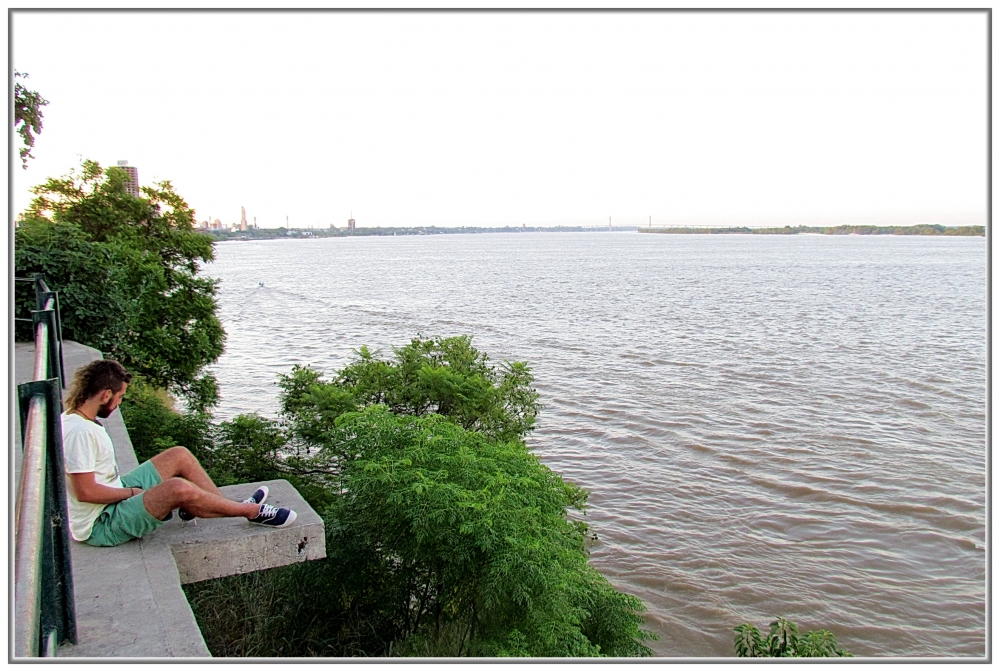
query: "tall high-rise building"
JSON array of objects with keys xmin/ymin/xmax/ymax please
[
  {"xmin": 348, "ymin": 211, "xmax": 356, "ymax": 232},
  {"xmin": 240, "ymin": 206, "xmax": 248, "ymax": 232},
  {"xmin": 117, "ymin": 160, "xmax": 140, "ymax": 197}
]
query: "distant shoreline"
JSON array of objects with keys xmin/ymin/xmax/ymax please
[
  {"xmin": 206, "ymin": 223, "xmax": 985, "ymax": 241},
  {"xmin": 205, "ymin": 225, "xmax": 638, "ymax": 241},
  {"xmin": 638, "ymin": 224, "xmax": 984, "ymax": 236}
]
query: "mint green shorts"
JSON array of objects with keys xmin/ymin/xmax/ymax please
[{"xmin": 85, "ymin": 460, "xmax": 165, "ymax": 547}]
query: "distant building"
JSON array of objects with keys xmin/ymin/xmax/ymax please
[
  {"xmin": 348, "ymin": 217, "xmax": 356, "ymax": 232},
  {"xmin": 117, "ymin": 160, "xmax": 140, "ymax": 197},
  {"xmin": 240, "ymin": 206, "xmax": 248, "ymax": 232}
]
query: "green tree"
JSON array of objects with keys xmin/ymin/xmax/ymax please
[
  {"xmin": 14, "ymin": 71, "xmax": 48, "ymax": 168},
  {"xmin": 323, "ymin": 407, "xmax": 654, "ymax": 656},
  {"xmin": 180, "ymin": 337, "xmax": 654, "ymax": 657},
  {"xmin": 15, "ymin": 160, "xmax": 225, "ymax": 410}
]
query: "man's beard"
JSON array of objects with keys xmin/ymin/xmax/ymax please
[{"xmin": 96, "ymin": 403, "xmax": 114, "ymax": 419}]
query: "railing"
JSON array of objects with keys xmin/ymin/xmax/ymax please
[{"xmin": 14, "ymin": 274, "xmax": 76, "ymax": 657}]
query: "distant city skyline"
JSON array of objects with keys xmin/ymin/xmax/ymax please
[{"xmin": 12, "ymin": 11, "xmax": 988, "ymax": 230}]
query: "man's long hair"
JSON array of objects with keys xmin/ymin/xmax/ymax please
[{"xmin": 65, "ymin": 360, "xmax": 132, "ymax": 411}]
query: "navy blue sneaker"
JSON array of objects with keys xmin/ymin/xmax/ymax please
[
  {"xmin": 249, "ymin": 504, "xmax": 297, "ymax": 528},
  {"xmin": 242, "ymin": 485, "xmax": 269, "ymax": 506}
]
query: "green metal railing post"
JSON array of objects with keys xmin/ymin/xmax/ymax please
[
  {"xmin": 15, "ymin": 278, "xmax": 77, "ymax": 656},
  {"xmin": 32, "ymin": 304, "xmax": 65, "ymax": 389},
  {"xmin": 50, "ymin": 291, "xmax": 66, "ymax": 389},
  {"xmin": 17, "ymin": 380, "xmax": 77, "ymax": 653},
  {"xmin": 33, "ymin": 272, "xmax": 46, "ymax": 311},
  {"xmin": 15, "ymin": 391, "xmax": 47, "ymax": 657}
]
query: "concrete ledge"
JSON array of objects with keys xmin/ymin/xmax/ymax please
[
  {"xmin": 55, "ymin": 538, "xmax": 210, "ymax": 657},
  {"xmin": 154, "ymin": 479, "xmax": 326, "ymax": 584}
]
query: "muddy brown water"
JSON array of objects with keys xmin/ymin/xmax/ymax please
[{"xmin": 203, "ymin": 232, "xmax": 985, "ymax": 657}]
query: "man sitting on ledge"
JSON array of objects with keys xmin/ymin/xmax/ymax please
[{"xmin": 61, "ymin": 359, "xmax": 297, "ymax": 547}]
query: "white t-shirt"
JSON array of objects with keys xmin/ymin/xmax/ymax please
[{"xmin": 62, "ymin": 411, "xmax": 122, "ymax": 541}]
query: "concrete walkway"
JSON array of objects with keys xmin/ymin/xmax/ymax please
[{"xmin": 14, "ymin": 341, "xmax": 325, "ymax": 658}]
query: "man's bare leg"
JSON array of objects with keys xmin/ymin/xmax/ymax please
[
  {"xmin": 142, "ymin": 477, "xmax": 259, "ymax": 521},
  {"xmin": 150, "ymin": 446, "xmax": 222, "ymax": 496}
]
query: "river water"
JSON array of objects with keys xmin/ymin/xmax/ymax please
[{"xmin": 203, "ymin": 232, "xmax": 985, "ymax": 657}]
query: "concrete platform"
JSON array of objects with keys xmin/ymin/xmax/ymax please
[
  {"xmin": 156, "ymin": 478, "xmax": 326, "ymax": 584},
  {"xmin": 14, "ymin": 341, "xmax": 326, "ymax": 657}
]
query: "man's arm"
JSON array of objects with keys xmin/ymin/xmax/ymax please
[{"xmin": 68, "ymin": 472, "xmax": 141, "ymax": 505}]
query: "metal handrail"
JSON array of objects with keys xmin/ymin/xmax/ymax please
[
  {"xmin": 14, "ymin": 275, "xmax": 76, "ymax": 657},
  {"xmin": 15, "ymin": 310, "xmax": 51, "ymax": 656}
]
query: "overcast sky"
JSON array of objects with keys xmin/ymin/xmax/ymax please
[{"xmin": 11, "ymin": 10, "xmax": 988, "ymax": 229}]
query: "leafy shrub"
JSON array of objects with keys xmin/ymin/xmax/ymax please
[
  {"xmin": 209, "ymin": 414, "xmax": 335, "ymax": 511},
  {"xmin": 118, "ymin": 378, "xmax": 212, "ymax": 464},
  {"xmin": 180, "ymin": 337, "xmax": 655, "ymax": 657},
  {"xmin": 734, "ymin": 617, "xmax": 852, "ymax": 657},
  {"xmin": 279, "ymin": 335, "xmax": 540, "ymax": 446},
  {"xmin": 321, "ymin": 407, "xmax": 655, "ymax": 656}
]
